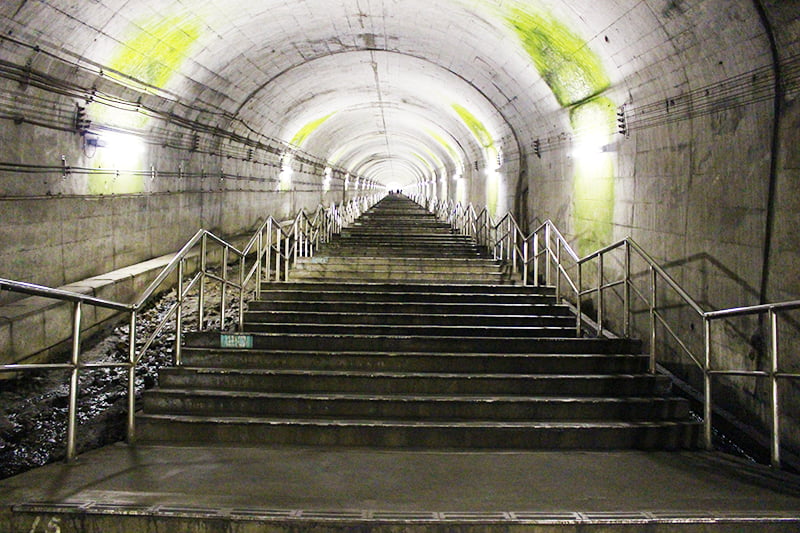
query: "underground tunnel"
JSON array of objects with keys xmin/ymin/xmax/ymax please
[{"xmin": 1, "ymin": 0, "xmax": 800, "ymax": 530}]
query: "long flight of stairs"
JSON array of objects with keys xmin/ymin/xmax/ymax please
[{"xmin": 136, "ymin": 194, "xmax": 700, "ymax": 450}]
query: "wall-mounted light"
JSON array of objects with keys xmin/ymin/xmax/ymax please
[
  {"xmin": 278, "ymin": 152, "xmax": 293, "ymax": 191},
  {"xmin": 323, "ymin": 166, "xmax": 332, "ymax": 193},
  {"xmin": 99, "ymin": 131, "xmax": 145, "ymax": 170}
]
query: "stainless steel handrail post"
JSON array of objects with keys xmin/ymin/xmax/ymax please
[
  {"xmin": 175, "ymin": 258, "xmax": 184, "ymax": 366},
  {"xmin": 649, "ymin": 266, "xmax": 657, "ymax": 374},
  {"xmin": 198, "ymin": 233, "xmax": 207, "ymax": 331},
  {"xmin": 255, "ymin": 231, "xmax": 263, "ymax": 299},
  {"xmin": 266, "ymin": 219, "xmax": 273, "ymax": 283},
  {"xmin": 127, "ymin": 310, "xmax": 137, "ymax": 444},
  {"xmin": 238, "ymin": 254, "xmax": 245, "ymax": 332},
  {"xmin": 545, "ymin": 224, "xmax": 552, "ymax": 286},
  {"xmin": 624, "ymin": 241, "xmax": 631, "ymax": 337},
  {"xmin": 533, "ymin": 233, "xmax": 539, "ymax": 286},
  {"xmin": 66, "ymin": 300, "xmax": 81, "ymax": 462},
  {"xmin": 293, "ymin": 218, "xmax": 299, "ymax": 265},
  {"xmin": 576, "ymin": 262, "xmax": 583, "ymax": 336},
  {"xmin": 284, "ymin": 230, "xmax": 290, "ymax": 281},
  {"xmin": 220, "ymin": 247, "xmax": 228, "ymax": 330},
  {"xmin": 769, "ymin": 308, "xmax": 781, "ymax": 467},
  {"xmin": 506, "ymin": 219, "xmax": 511, "ymax": 263},
  {"xmin": 597, "ymin": 253, "xmax": 604, "ymax": 337},
  {"xmin": 555, "ymin": 239, "xmax": 562, "ymax": 298},
  {"xmin": 522, "ymin": 240, "xmax": 529, "ymax": 285},
  {"xmin": 276, "ymin": 230, "xmax": 283, "ymax": 282},
  {"xmin": 703, "ymin": 316, "xmax": 713, "ymax": 450}
]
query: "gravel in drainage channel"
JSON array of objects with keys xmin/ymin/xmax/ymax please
[{"xmin": 0, "ymin": 275, "xmax": 253, "ymax": 480}]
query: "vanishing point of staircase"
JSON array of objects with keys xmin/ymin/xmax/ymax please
[{"xmin": 137, "ymin": 194, "xmax": 700, "ymax": 449}]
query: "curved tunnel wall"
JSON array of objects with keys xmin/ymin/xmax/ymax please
[{"xmin": 0, "ymin": 0, "xmax": 799, "ymax": 455}]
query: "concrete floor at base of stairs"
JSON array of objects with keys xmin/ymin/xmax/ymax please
[{"xmin": 2, "ymin": 444, "xmax": 800, "ymax": 523}]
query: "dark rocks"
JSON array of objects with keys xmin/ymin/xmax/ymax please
[{"xmin": 0, "ymin": 270, "xmax": 252, "ymax": 480}]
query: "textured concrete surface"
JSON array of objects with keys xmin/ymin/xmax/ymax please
[
  {"xmin": 0, "ymin": 444, "xmax": 798, "ymax": 511},
  {"xmin": 1, "ymin": 444, "xmax": 800, "ymax": 529}
]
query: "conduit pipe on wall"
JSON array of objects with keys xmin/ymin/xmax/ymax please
[{"xmin": 753, "ymin": 0, "xmax": 782, "ymax": 307}]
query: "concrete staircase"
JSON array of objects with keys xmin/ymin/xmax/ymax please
[
  {"xmin": 136, "ymin": 194, "xmax": 700, "ymax": 450},
  {"xmin": 290, "ymin": 194, "xmax": 510, "ymax": 283}
]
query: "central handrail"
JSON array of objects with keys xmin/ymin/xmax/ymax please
[
  {"xmin": 414, "ymin": 193, "xmax": 800, "ymax": 469},
  {"xmin": 0, "ymin": 192, "xmax": 381, "ymax": 461}
]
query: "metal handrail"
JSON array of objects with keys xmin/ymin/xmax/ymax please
[
  {"xmin": 0, "ymin": 192, "xmax": 381, "ymax": 461},
  {"xmin": 416, "ymin": 194, "xmax": 800, "ymax": 469}
]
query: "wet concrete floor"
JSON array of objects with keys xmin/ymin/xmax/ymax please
[{"xmin": 2, "ymin": 443, "xmax": 800, "ymax": 521}]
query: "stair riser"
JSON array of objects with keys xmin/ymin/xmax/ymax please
[
  {"xmin": 248, "ymin": 303, "xmax": 568, "ymax": 315},
  {"xmin": 242, "ymin": 324, "xmax": 577, "ymax": 338},
  {"xmin": 289, "ymin": 273, "xmax": 507, "ymax": 282},
  {"xmin": 331, "ymin": 237, "xmax": 478, "ymax": 243},
  {"xmin": 331, "ymin": 241, "xmax": 479, "ymax": 248},
  {"xmin": 158, "ymin": 371, "xmax": 672, "ymax": 396},
  {"xmin": 324, "ymin": 251, "xmax": 485, "ymax": 257},
  {"xmin": 136, "ymin": 418, "xmax": 699, "ymax": 450},
  {"xmin": 254, "ymin": 292, "xmax": 556, "ymax": 304},
  {"xmin": 259, "ymin": 283, "xmax": 556, "ymax": 295},
  {"xmin": 289, "ymin": 277, "xmax": 515, "ymax": 285},
  {"xmin": 184, "ymin": 334, "xmax": 644, "ymax": 354},
  {"xmin": 185, "ymin": 332, "xmax": 639, "ymax": 353},
  {"xmin": 242, "ymin": 313, "xmax": 575, "ymax": 327},
  {"xmin": 179, "ymin": 350, "xmax": 651, "ymax": 374},
  {"xmin": 144, "ymin": 394, "xmax": 691, "ymax": 421},
  {"xmin": 292, "ymin": 264, "xmax": 503, "ymax": 274}
]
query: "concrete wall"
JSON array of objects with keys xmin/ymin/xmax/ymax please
[
  {"xmin": 519, "ymin": 1, "xmax": 800, "ymax": 455},
  {"xmin": 0, "ymin": 89, "xmax": 357, "ymax": 307}
]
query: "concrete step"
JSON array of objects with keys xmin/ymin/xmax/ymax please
[
  {"xmin": 258, "ymin": 281, "xmax": 556, "ymax": 295},
  {"xmin": 242, "ymin": 323, "xmax": 578, "ymax": 338},
  {"xmin": 184, "ymin": 332, "xmax": 639, "ymax": 353},
  {"xmin": 242, "ymin": 311, "xmax": 575, "ymax": 327},
  {"xmin": 320, "ymin": 251, "xmax": 487, "ymax": 257},
  {"xmin": 254, "ymin": 289, "xmax": 556, "ymax": 304},
  {"xmin": 136, "ymin": 414, "xmax": 700, "ymax": 450},
  {"xmin": 292, "ymin": 261, "xmax": 503, "ymax": 274},
  {"xmin": 332, "ymin": 237, "xmax": 477, "ymax": 244},
  {"xmin": 296, "ymin": 257, "xmax": 501, "ymax": 266},
  {"xmin": 286, "ymin": 275, "xmax": 517, "ymax": 285},
  {"xmin": 288, "ymin": 270, "xmax": 507, "ymax": 281},
  {"xmin": 249, "ymin": 301, "xmax": 568, "ymax": 315},
  {"xmin": 156, "ymin": 368, "xmax": 671, "ymax": 396},
  {"xmin": 178, "ymin": 349, "xmax": 651, "ymax": 373},
  {"xmin": 143, "ymin": 390, "xmax": 691, "ymax": 421}
]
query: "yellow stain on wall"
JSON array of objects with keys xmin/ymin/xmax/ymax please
[
  {"xmin": 570, "ymin": 97, "xmax": 617, "ymax": 255},
  {"xmin": 89, "ymin": 15, "xmax": 202, "ymax": 194},
  {"xmin": 109, "ymin": 15, "xmax": 203, "ymax": 89},
  {"xmin": 291, "ymin": 113, "xmax": 336, "ymax": 147}
]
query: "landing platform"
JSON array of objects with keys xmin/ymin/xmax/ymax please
[{"xmin": 2, "ymin": 444, "xmax": 800, "ymax": 531}]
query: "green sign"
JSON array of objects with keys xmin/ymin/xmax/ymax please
[{"xmin": 220, "ymin": 334, "xmax": 253, "ymax": 349}]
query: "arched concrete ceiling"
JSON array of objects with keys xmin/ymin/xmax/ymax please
[{"xmin": 0, "ymin": 0, "xmax": 771, "ymax": 189}]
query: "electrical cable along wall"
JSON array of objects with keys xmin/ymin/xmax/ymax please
[{"xmin": 0, "ymin": 36, "xmax": 376, "ymax": 303}]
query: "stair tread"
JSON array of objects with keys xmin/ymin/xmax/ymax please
[
  {"xmin": 150, "ymin": 389, "xmax": 683, "ymax": 402},
  {"xmin": 137, "ymin": 413, "xmax": 699, "ymax": 428},
  {"xmin": 181, "ymin": 348, "xmax": 646, "ymax": 357},
  {"xmin": 165, "ymin": 368, "xmax": 662, "ymax": 379}
]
